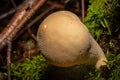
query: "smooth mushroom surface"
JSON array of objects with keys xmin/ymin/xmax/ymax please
[{"xmin": 37, "ymin": 11, "xmax": 107, "ymax": 69}]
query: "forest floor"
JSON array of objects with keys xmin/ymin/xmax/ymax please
[{"xmin": 0, "ymin": 0, "xmax": 120, "ymax": 80}]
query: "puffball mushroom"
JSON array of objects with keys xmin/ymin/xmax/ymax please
[{"xmin": 37, "ymin": 11, "xmax": 107, "ymax": 69}]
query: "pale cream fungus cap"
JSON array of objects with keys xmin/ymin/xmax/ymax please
[{"xmin": 37, "ymin": 11, "xmax": 107, "ymax": 69}]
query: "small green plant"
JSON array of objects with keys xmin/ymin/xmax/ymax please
[
  {"xmin": 87, "ymin": 51, "xmax": 120, "ymax": 80},
  {"xmin": 84, "ymin": 0, "xmax": 120, "ymax": 40},
  {"xmin": 11, "ymin": 54, "xmax": 48, "ymax": 80},
  {"xmin": 84, "ymin": 0, "xmax": 113, "ymax": 40}
]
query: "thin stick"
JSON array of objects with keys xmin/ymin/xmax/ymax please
[
  {"xmin": 47, "ymin": 1, "xmax": 64, "ymax": 9},
  {"xmin": 10, "ymin": 0, "xmax": 17, "ymax": 9},
  {"xmin": 81, "ymin": 0, "xmax": 85, "ymax": 22},
  {"xmin": 7, "ymin": 38, "xmax": 12, "ymax": 80},
  {"xmin": 0, "ymin": 8, "xmax": 17, "ymax": 20}
]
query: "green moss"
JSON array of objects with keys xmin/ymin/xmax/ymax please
[
  {"xmin": 84, "ymin": 0, "xmax": 110, "ymax": 40},
  {"xmin": 11, "ymin": 55, "xmax": 48, "ymax": 80}
]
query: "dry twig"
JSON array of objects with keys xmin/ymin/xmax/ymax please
[
  {"xmin": 10, "ymin": 0, "xmax": 17, "ymax": 9},
  {"xmin": 0, "ymin": 8, "xmax": 17, "ymax": 20},
  {"xmin": 81, "ymin": 0, "xmax": 85, "ymax": 22},
  {"xmin": 7, "ymin": 39, "xmax": 12, "ymax": 80},
  {"xmin": 0, "ymin": 0, "xmax": 46, "ymax": 51}
]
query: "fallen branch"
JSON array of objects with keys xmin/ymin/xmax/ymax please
[{"xmin": 0, "ymin": 0, "xmax": 46, "ymax": 51}]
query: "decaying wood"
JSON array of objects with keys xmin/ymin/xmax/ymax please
[{"xmin": 0, "ymin": 0, "xmax": 46, "ymax": 51}]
